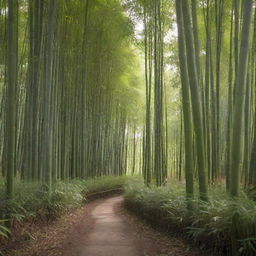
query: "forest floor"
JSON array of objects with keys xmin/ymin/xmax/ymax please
[{"xmin": 3, "ymin": 196, "xmax": 204, "ymax": 256}]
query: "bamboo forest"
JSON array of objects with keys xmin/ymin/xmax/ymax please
[{"xmin": 1, "ymin": 0, "xmax": 256, "ymax": 255}]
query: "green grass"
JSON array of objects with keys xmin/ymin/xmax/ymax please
[{"xmin": 124, "ymin": 180, "xmax": 256, "ymax": 256}]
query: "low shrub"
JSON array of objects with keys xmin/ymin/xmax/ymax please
[
  {"xmin": 82, "ymin": 175, "xmax": 129, "ymax": 196},
  {"xmin": 124, "ymin": 180, "xmax": 256, "ymax": 256},
  {"xmin": 0, "ymin": 181, "xmax": 85, "ymax": 226}
]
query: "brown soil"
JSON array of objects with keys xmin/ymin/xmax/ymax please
[{"xmin": 2, "ymin": 196, "xmax": 204, "ymax": 256}]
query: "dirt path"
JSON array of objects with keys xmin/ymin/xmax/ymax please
[
  {"xmin": 79, "ymin": 196, "xmax": 138, "ymax": 256},
  {"xmin": 4, "ymin": 196, "xmax": 204, "ymax": 256}
]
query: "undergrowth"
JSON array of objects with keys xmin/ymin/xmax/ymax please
[
  {"xmin": 0, "ymin": 175, "xmax": 130, "ymax": 240},
  {"xmin": 82, "ymin": 175, "xmax": 129, "ymax": 196},
  {"xmin": 124, "ymin": 179, "xmax": 256, "ymax": 256}
]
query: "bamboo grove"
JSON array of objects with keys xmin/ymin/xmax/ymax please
[
  {"xmin": 123, "ymin": 0, "xmax": 256, "ymax": 201},
  {"xmin": 0, "ymin": 0, "xmax": 144, "ymax": 199},
  {"xmin": 175, "ymin": 0, "xmax": 255, "ymax": 200},
  {"xmin": 1, "ymin": 0, "xmax": 256, "ymax": 209}
]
